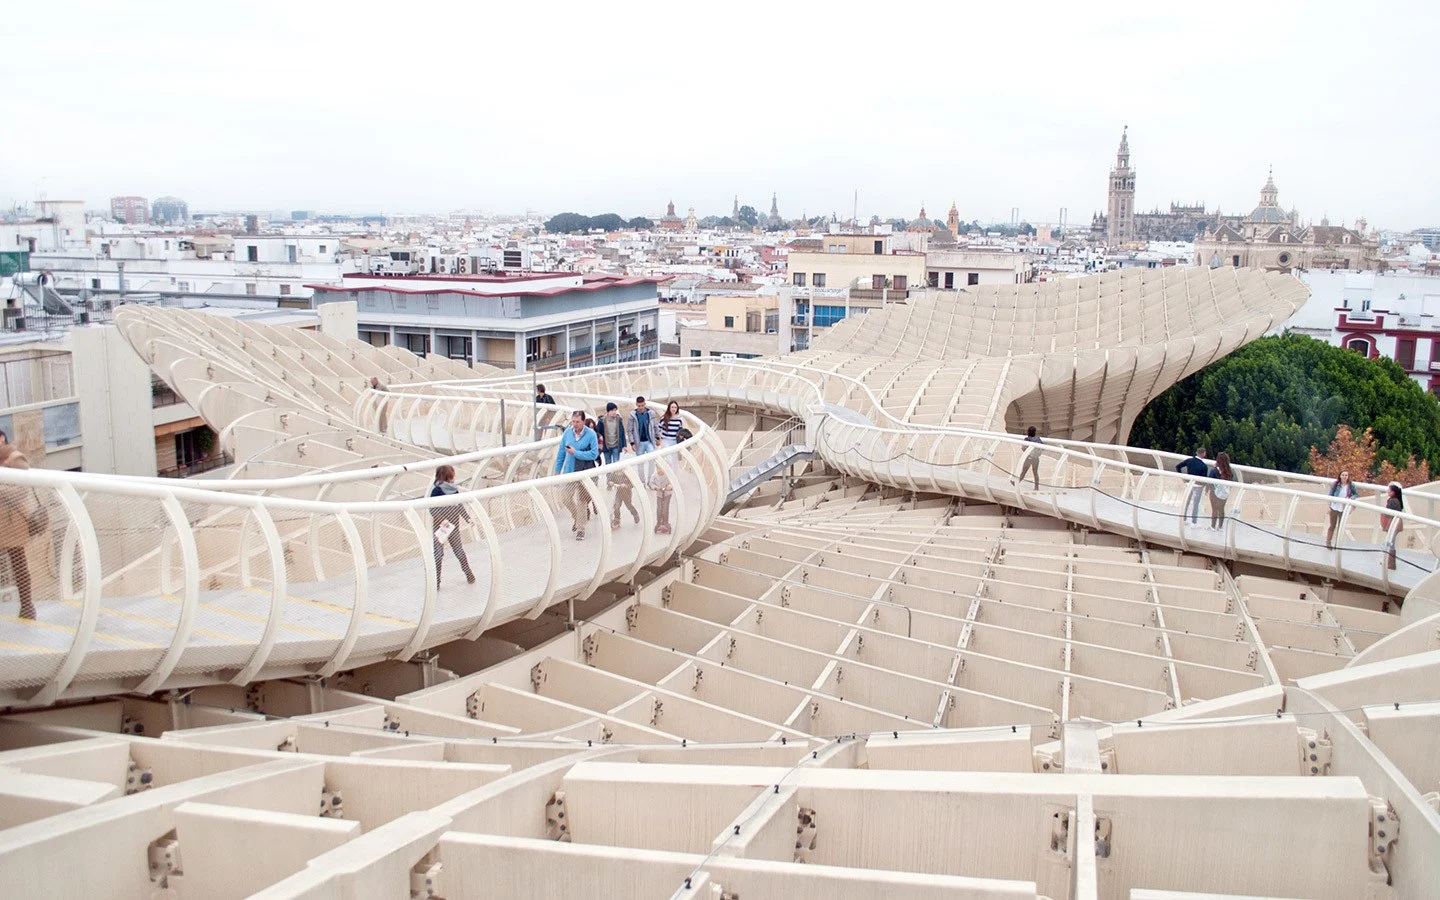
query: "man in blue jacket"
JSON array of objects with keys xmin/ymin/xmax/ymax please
[
  {"xmin": 626, "ymin": 396, "xmax": 661, "ymax": 477},
  {"xmin": 555, "ymin": 410, "xmax": 600, "ymax": 540},
  {"xmin": 1176, "ymin": 447, "xmax": 1209, "ymax": 525}
]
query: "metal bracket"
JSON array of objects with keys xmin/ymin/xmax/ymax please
[
  {"xmin": 1298, "ymin": 727, "xmax": 1332, "ymax": 775},
  {"xmin": 244, "ymin": 684, "xmax": 264, "ymax": 714},
  {"xmin": 1369, "ymin": 798, "xmax": 1399, "ymax": 877},
  {"xmin": 410, "ymin": 853, "xmax": 443, "ymax": 900},
  {"xmin": 120, "ymin": 715, "xmax": 145, "ymax": 736},
  {"xmin": 661, "ymin": 584, "xmax": 673, "ymax": 607},
  {"xmin": 383, "ymin": 713, "xmax": 401, "ymax": 732},
  {"xmin": 1094, "ymin": 816, "xmax": 1112, "ymax": 859},
  {"xmin": 582, "ymin": 634, "xmax": 598, "ymax": 664},
  {"xmin": 545, "ymin": 791, "xmax": 571, "ymax": 842},
  {"xmin": 126, "ymin": 758, "xmax": 154, "ymax": 794},
  {"xmin": 692, "ymin": 668, "xmax": 704, "ymax": 692},
  {"xmin": 726, "ymin": 637, "xmax": 737, "ymax": 659},
  {"xmin": 1034, "ymin": 747, "xmax": 1061, "ymax": 773},
  {"xmin": 465, "ymin": 692, "xmax": 481, "ymax": 720},
  {"xmin": 276, "ymin": 736, "xmax": 297, "ymax": 753},
  {"xmin": 530, "ymin": 663, "xmax": 546, "ymax": 693},
  {"xmin": 1048, "ymin": 809, "xmax": 1071, "ymax": 854},
  {"xmin": 650, "ymin": 698, "xmax": 664, "ymax": 726},
  {"xmin": 794, "ymin": 807, "xmax": 817, "ymax": 863},
  {"xmin": 320, "ymin": 787, "xmax": 344, "ymax": 818},
  {"xmin": 148, "ymin": 832, "xmax": 182, "ymax": 888},
  {"xmin": 625, "ymin": 605, "xmax": 639, "ymax": 631}
]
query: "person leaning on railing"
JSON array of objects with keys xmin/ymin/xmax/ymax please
[
  {"xmin": 1326, "ymin": 471, "xmax": 1358, "ymax": 550},
  {"xmin": 649, "ymin": 427, "xmax": 691, "ymax": 535},
  {"xmin": 1380, "ymin": 482, "xmax": 1404, "ymax": 571},
  {"xmin": 0, "ymin": 434, "xmax": 41, "ymax": 620}
]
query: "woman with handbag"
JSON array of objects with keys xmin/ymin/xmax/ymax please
[
  {"xmin": 0, "ymin": 441, "xmax": 42, "ymax": 620},
  {"xmin": 429, "ymin": 465, "xmax": 475, "ymax": 589},
  {"xmin": 1207, "ymin": 451, "xmax": 1234, "ymax": 530},
  {"xmin": 1379, "ymin": 482, "xmax": 1404, "ymax": 571},
  {"xmin": 554, "ymin": 410, "xmax": 599, "ymax": 540}
]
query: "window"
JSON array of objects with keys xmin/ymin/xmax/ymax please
[
  {"xmin": 1347, "ymin": 338, "xmax": 1370, "ymax": 355},
  {"xmin": 967, "ymin": 273, "xmax": 980, "ymax": 286},
  {"xmin": 178, "ymin": 281, "xmax": 189, "ymax": 292},
  {"xmin": 279, "ymin": 284, "xmax": 291, "ymax": 296},
  {"xmin": 287, "ymin": 245, "xmax": 297, "ymax": 263},
  {"xmin": 246, "ymin": 246, "xmax": 258, "ymax": 262},
  {"xmin": 873, "ymin": 240, "xmax": 883, "ymax": 255},
  {"xmin": 792, "ymin": 273, "xmax": 806, "ymax": 287},
  {"xmin": 690, "ymin": 349, "xmax": 702, "ymax": 358},
  {"xmin": 812, "ymin": 273, "xmax": 825, "ymax": 288},
  {"xmin": 1232, "ymin": 255, "xmax": 1241, "ymax": 267},
  {"xmin": 90, "ymin": 278, "xmax": 101, "ymax": 290},
  {"xmin": 723, "ymin": 315, "xmax": 735, "ymax": 328},
  {"xmin": 893, "ymin": 275, "xmax": 907, "ymax": 291},
  {"xmin": 944, "ymin": 272, "xmax": 955, "ymax": 289},
  {"xmin": 928, "ymin": 272, "xmax": 940, "ymax": 288},
  {"xmin": 1397, "ymin": 339, "xmax": 1416, "ymax": 370},
  {"xmin": 872, "ymin": 275, "xmax": 885, "ymax": 290},
  {"xmin": 813, "ymin": 305, "xmax": 848, "ymax": 328},
  {"xmin": 318, "ymin": 244, "xmax": 327, "ymax": 254},
  {"xmin": 245, "ymin": 283, "xmax": 257, "ymax": 295}
]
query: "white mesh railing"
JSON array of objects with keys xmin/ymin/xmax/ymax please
[
  {"xmin": 0, "ymin": 410, "xmax": 725, "ymax": 704},
  {"xmin": 405, "ymin": 358, "xmax": 1440, "ymax": 595}
]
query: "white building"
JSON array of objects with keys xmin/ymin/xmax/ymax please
[{"xmin": 1278, "ymin": 270, "xmax": 1440, "ymax": 394}]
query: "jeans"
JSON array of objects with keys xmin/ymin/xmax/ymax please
[
  {"xmin": 634, "ymin": 439, "xmax": 655, "ymax": 477},
  {"xmin": 1184, "ymin": 485, "xmax": 1204, "ymax": 524},
  {"xmin": 603, "ymin": 448, "xmax": 622, "ymax": 466}
]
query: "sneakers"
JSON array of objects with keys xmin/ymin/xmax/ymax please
[
  {"xmin": 576, "ymin": 529, "xmax": 586, "ymax": 541},
  {"xmin": 611, "ymin": 518, "xmax": 621, "ymax": 531},
  {"xmin": 655, "ymin": 524, "xmax": 672, "ymax": 535}
]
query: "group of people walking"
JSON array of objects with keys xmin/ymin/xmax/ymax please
[
  {"xmin": 427, "ymin": 390, "xmax": 693, "ymax": 588},
  {"xmin": 549, "ymin": 393, "xmax": 689, "ymax": 541}
]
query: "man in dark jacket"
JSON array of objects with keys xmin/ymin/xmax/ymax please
[{"xmin": 1176, "ymin": 447, "xmax": 1208, "ymax": 525}]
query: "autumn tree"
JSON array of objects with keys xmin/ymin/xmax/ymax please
[{"xmin": 1306, "ymin": 424, "xmax": 1432, "ymax": 486}]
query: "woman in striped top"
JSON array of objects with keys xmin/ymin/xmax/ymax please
[{"xmin": 659, "ymin": 401, "xmax": 684, "ymax": 447}]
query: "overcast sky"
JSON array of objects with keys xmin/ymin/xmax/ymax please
[{"xmin": 4, "ymin": 1, "xmax": 1436, "ymax": 229}]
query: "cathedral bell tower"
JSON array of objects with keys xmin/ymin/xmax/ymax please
[{"xmin": 1106, "ymin": 126, "xmax": 1136, "ymax": 247}]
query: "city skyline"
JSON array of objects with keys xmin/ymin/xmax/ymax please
[{"xmin": 4, "ymin": 1, "xmax": 1438, "ymax": 230}]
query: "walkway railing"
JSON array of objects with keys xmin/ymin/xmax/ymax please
[
  {"xmin": 0, "ymin": 407, "xmax": 727, "ymax": 705},
  {"xmin": 401, "ymin": 358, "xmax": 1440, "ymax": 596}
]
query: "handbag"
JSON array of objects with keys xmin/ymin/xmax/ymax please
[
  {"xmin": 1211, "ymin": 483, "xmax": 1229, "ymax": 501},
  {"xmin": 573, "ymin": 458, "xmax": 597, "ymax": 472},
  {"xmin": 25, "ymin": 492, "xmax": 48, "ymax": 537}
]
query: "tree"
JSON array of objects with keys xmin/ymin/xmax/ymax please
[
  {"xmin": 1309, "ymin": 425, "xmax": 1433, "ymax": 487},
  {"xmin": 1018, "ymin": 221, "xmax": 1036, "ymax": 236},
  {"xmin": 1129, "ymin": 333, "xmax": 1440, "ymax": 476},
  {"xmin": 737, "ymin": 205, "xmax": 759, "ymax": 227},
  {"xmin": 589, "ymin": 213, "xmax": 625, "ymax": 232},
  {"xmin": 544, "ymin": 212, "xmax": 591, "ymax": 233},
  {"xmin": 626, "ymin": 216, "xmax": 654, "ymax": 230}
]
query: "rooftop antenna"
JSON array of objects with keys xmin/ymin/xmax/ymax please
[{"xmin": 853, "ymin": 190, "xmax": 858, "ymax": 228}]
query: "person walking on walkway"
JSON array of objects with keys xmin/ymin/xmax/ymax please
[
  {"xmin": 1015, "ymin": 426, "xmax": 1043, "ymax": 490},
  {"xmin": 1326, "ymin": 470, "xmax": 1358, "ymax": 550},
  {"xmin": 1176, "ymin": 447, "xmax": 1209, "ymax": 525},
  {"xmin": 0, "ymin": 435, "xmax": 39, "ymax": 620},
  {"xmin": 1207, "ymin": 452, "xmax": 1234, "ymax": 530},
  {"xmin": 649, "ymin": 427, "xmax": 690, "ymax": 534},
  {"xmin": 1380, "ymin": 481, "xmax": 1404, "ymax": 570},
  {"xmin": 554, "ymin": 410, "xmax": 600, "ymax": 540},
  {"xmin": 598, "ymin": 402, "xmax": 627, "ymax": 466},
  {"xmin": 607, "ymin": 470, "xmax": 641, "ymax": 530},
  {"xmin": 369, "ymin": 376, "xmax": 391, "ymax": 434},
  {"xmin": 626, "ymin": 396, "xmax": 661, "ymax": 477},
  {"xmin": 658, "ymin": 401, "xmax": 684, "ymax": 448},
  {"xmin": 430, "ymin": 465, "xmax": 475, "ymax": 589}
]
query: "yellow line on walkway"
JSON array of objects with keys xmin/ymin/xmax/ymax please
[
  {"xmin": 0, "ymin": 613, "xmax": 154, "ymax": 647},
  {"xmin": 57, "ymin": 600, "xmax": 242, "ymax": 645},
  {"xmin": 0, "ymin": 638, "xmax": 55, "ymax": 653},
  {"xmin": 245, "ymin": 587, "xmax": 415, "ymax": 628}
]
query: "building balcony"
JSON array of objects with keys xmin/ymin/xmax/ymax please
[{"xmin": 158, "ymin": 453, "xmax": 231, "ymax": 479}]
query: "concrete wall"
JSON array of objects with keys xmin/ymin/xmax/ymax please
[{"xmin": 71, "ymin": 324, "xmax": 158, "ymax": 476}]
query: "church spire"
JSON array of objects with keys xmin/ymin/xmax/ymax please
[{"xmin": 1116, "ymin": 125, "xmax": 1130, "ymax": 169}]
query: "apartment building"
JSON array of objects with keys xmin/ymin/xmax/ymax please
[
  {"xmin": 311, "ymin": 271, "xmax": 661, "ymax": 372},
  {"xmin": 679, "ymin": 293, "xmax": 781, "ymax": 359}
]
